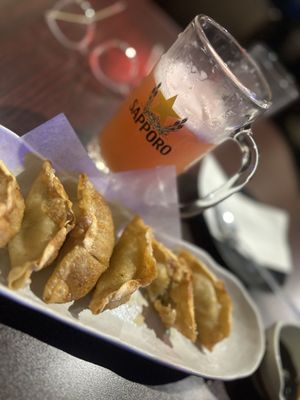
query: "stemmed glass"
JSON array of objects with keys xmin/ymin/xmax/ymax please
[{"xmin": 45, "ymin": 0, "xmax": 139, "ymax": 96}]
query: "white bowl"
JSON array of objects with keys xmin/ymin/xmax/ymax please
[{"xmin": 258, "ymin": 321, "xmax": 300, "ymax": 400}]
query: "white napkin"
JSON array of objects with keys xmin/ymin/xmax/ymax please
[{"xmin": 199, "ymin": 154, "xmax": 292, "ymax": 274}]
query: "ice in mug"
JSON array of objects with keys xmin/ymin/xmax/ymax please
[{"xmin": 99, "ymin": 55, "xmax": 227, "ymax": 175}]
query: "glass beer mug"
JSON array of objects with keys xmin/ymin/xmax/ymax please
[{"xmin": 95, "ymin": 15, "xmax": 272, "ymax": 216}]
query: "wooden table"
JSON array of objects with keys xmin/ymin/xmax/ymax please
[
  {"xmin": 0, "ymin": 0, "xmax": 177, "ymax": 140},
  {"xmin": 0, "ymin": 1, "xmax": 299, "ymax": 399},
  {"xmin": 0, "ymin": 2, "xmax": 235, "ymax": 399}
]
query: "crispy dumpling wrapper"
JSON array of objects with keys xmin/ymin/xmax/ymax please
[
  {"xmin": 178, "ymin": 250, "xmax": 232, "ymax": 351},
  {"xmin": 89, "ymin": 216, "xmax": 156, "ymax": 314},
  {"xmin": 0, "ymin": 161, "xmax": 25, "ymax": 248},
  {"xmin": 147, "ymin": 240, "xmax": 197, "ymax": 342},
  {"xmin": 7, "ymin": 161, "xmax": 75, "ymax": 289},
  {"xmin": 43, "ymin": 174, "xmax": 115, "ymax": 304}
]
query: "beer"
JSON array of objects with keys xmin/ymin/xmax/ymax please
[
  {"xmin": 94, "ymin": 14, "xmax": 271, "ymax": 212},
  {"xmin": 99, "ymin": 58, "xmax": 226, "ymax": 175}
]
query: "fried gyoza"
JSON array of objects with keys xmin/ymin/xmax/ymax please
[
  {"xmin": 147, "ymin": 240, "xmax": 197, "ymax": 342},
  {"xmin": 8, "ymin": 161, "xmax": 75, "ymax": 289},
  {"xmin": 0, "ymin": 161, "xmax": 25, "ymax": 248},
  {"xmin": 178, "ymin": 250, "xmax": 232, "ymax": 351},
  {"xmin": 89, "ymin": 216, "xmax": 156, "ymax": 314},
  {"xmin": 43, "ymin": 174, "xmax": 115, "ymax": 303}
]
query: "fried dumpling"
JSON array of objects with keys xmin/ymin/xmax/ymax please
[
  {"xmin": 43, "ymin": 173, "xmax": 115, "ymax": 303},
  {"xmin": 178, "ymin": 250, "xmax": 232, "ymax": 351},
  {"xmin": 89, "ymin": 216, "xmax": 156, "ymax": 314},
  {"xmin": 147, "ymin": 240, "xmax": 197, "ymax": 342},
  {"xmin": 0, "ymin": 161, "xmax": 25, "ymax": 248},
  {"xmin": 8, "ymin": 160, "xmax": 75, "ymax": 289}
]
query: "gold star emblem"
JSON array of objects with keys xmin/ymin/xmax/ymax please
[{"xmin": 152, "ymin": 91, "xmax": 179, "ymax": 125}]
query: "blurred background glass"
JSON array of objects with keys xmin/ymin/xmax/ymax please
[{"xmin": 249, "ymin": 42, "xmax": 299, "ymax": 116}]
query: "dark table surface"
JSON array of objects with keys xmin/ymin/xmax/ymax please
[
  {"xmin": 0, "ymin": 1, "xmax": 229, "ymax": 399},
  {"xmin": 1, "ymin": 1, "xmax": 300, "ymax": 399},
  {"xmin": 0, "ymin": 0, "xmax": 178, "ymax": 139}
]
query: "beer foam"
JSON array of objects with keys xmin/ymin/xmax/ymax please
[{"xmin": 154, "ymin": 58, "xmax": 227, "ymax": 143}]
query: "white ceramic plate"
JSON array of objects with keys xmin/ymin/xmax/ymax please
[{"xmin": 0, "ymin": 231, "xmax": 264, "ymax": 380}]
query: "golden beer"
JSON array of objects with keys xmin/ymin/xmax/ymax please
[
  {"xmin": 95, "ymin": 14, "xmax": 271, "ymax": 214},
  {"xmin": 99, "ymin": 71, "xmax": 215, "ymax": 175}
]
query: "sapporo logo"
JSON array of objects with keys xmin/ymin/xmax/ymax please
[{"xmin": 129, "ymin": 83, "xmax": 187, "ymax": 156}]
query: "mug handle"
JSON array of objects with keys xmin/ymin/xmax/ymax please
[{"xmin": 180, "ymin": 127, "xmax": 258, "ymax": 218}]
